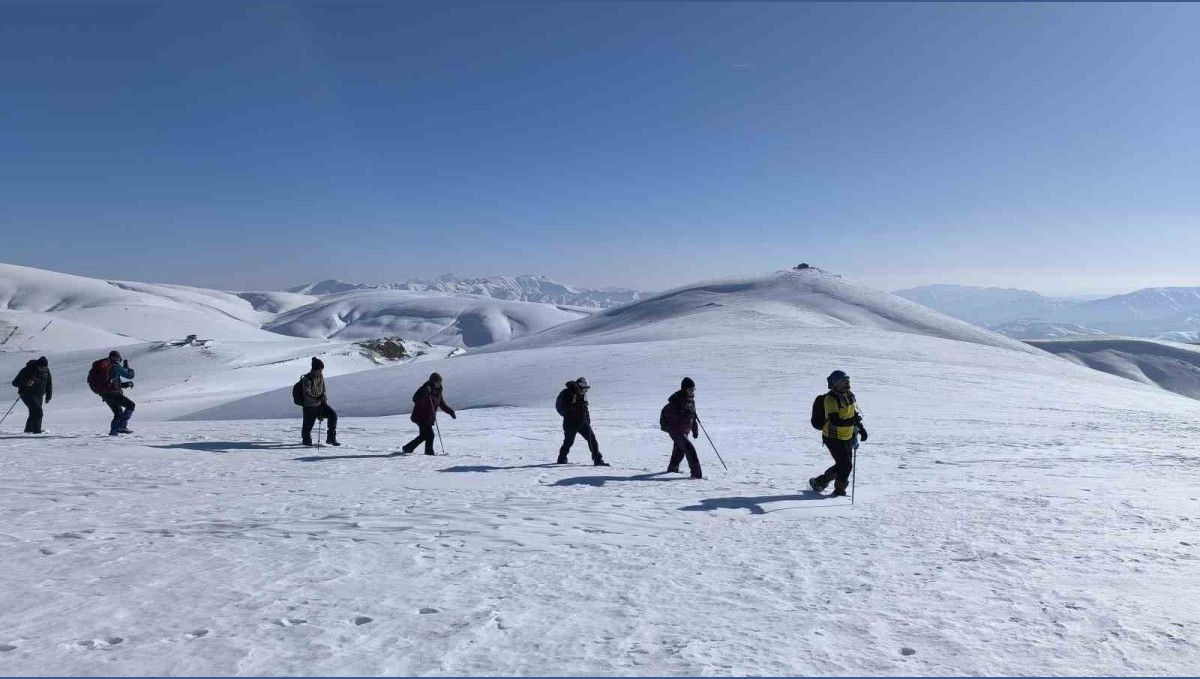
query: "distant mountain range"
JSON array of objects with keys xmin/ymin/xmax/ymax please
[
  {"xmin": 289, "ymin": 274, "xmax": 645, "ymax": 310},
  {"xmin": 893, "ymin": 284, "xmax": 1200, "ymax": 338}
]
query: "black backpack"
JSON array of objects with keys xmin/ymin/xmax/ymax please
[
  {"xmin": 555, "ymin": 390, "xmax": 568, "ymax": 417},
  {"xmin": 659, "ymin": 403, "xmax": 673, "ymax": 432},
  {"xmin": 810, "ymin": 394, "xmax": 827, "ymax": 430},
  {"xmin": 292, "ymin": 376, "xmax": 305, "ymax": 407}
]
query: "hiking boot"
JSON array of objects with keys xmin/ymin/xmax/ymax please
[
  {"xmin": 326, "ymin": 438, "xmax": 341, "ymax": 447},
  {"xmin": 425, "ymin": 451, "xmax": 436, "ymax": 456},
  {"xmin": 116, "ymin": 427, "xmax": 133, "ymax": 434},
  {"xmin": 109, "ymin": 431, "xmax": 120, "ymax": 437},
  {"xmin": 302, "ymin": 438, "xmax": 313, "ymax": 447},
  {"xmin": 808, "ymin": 477, "xmax": 827, "ymax": 493},
  {"xmin": 593, "ymin": 459, "xmax": 610, "ymax": 467},
  {"xmin": 830, "ymin": 489, "xmax": 848, "ymax": 498},
  {"xmin": 666, "ymin": 467, "xmax": 680, "ymax": 474},
  {"xmin": 690, "ymin": 474, "xmax": 704, "ymax": 480},
  {"xmin": 556, "ymin": 456, "xmax": 568, "ymax": 465}
]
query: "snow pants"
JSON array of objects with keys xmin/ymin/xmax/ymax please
[
  {"xmin": 817, "ymin": 437, "xmax": 854, "ymax": 492},
  {"xmin": 101, "ymin": 393, "xmax": 135, "ymax": 434},
  {"xmin": 559, "ymin": 422, "xmax": 601, "ymax": 463},
  {"xmin": 301, "ymin": 404, "xmax": 337, "ymax": 443},
  {"xmin": 668, "ymin": 431, "xmax": 703, "ymax": 478},
  {"xmin": 405, "ymin": 422, "xmax": 436, "ymax": 455},
  {"xmin": 20, "ymin": 392, "xmax": 43, "ymax": 433}
]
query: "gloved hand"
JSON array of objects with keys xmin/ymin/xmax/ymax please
[
  {"xmin": 451, "ymin": 411, "xmax": 457, "ymax": 419},
  {"xmin": 123, "ymin": 360, "xmax": 130, "ymax": 369},
  {"xmin": 859, "ymin": 425, "xmax": 869, "ymax": 442},
  {"xmin": 122, "ymin": 382, "xmax": 134, "ymax": 389}
]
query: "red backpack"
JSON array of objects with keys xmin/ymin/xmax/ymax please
[{"xmin": 87, "ymin": 359, "xmax": 113, "ymax": 394}]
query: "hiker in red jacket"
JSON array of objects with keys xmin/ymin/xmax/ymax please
[{"xmin": 402, "ymin": 372, "xmax": 455, "ymax": 455}]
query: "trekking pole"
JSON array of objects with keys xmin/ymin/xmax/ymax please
[
  {"xmin": 0, "ymin": 397, "xmax": 19, "ymax": 428},
  {"xmin": 317, "ymin": 418, "xmax": 323, "ymax": 450},
  {"xmin": 851, "ymin": 444, "xmax": 858, "ymax": 506},
  {"xmin": 435, "ymin": 419, "xmax": 446, "ymax": 456},
  {"xmin": 695, "ymin": 416, "xmax": 728, "ymax": 471}
]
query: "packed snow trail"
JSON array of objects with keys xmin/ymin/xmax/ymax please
[{"xmin": 2, "ymin": 406, "xmax": 1197, "ymax": 675}]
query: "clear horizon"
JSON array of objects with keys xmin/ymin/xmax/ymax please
[{"xmin": 3, "ymin": 3, "xmax": 1198, "ymax": 296}]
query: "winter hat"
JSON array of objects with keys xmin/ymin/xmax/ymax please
[
  {"xmin": 36, "ymin": 356, "xmax": 48, "ymax": 367},
  {"xmin": 430, "ymin": 372, "xmax": 443, "ymax": 383},
  {"xmin": 576, "ymin": 377, "xmax": 590, "ymax": 390},
  {"xmin": 827, "ymin": 370, "xmax": 849, "ymax": 389},
  {"xmin": 109, "ymin": 350, "xmax": 122, "ymax": 361},
  {"xmin": 311, "ymin": 357, "xmax": 325, "ymax": 371},
  {"xmin": 681, "ymin": 377, "xmax": 695, "ymax": 390}
]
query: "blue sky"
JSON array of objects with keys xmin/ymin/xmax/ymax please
[{"xmin": 2, "ymin": 2, "xmax": 1198, "ymax": 294}]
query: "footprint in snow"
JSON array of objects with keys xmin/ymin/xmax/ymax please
[
  {"xmin": 184, "ymin": 629, "xmax": 209, "ymax": 639},
  {"xmin": 0, "ymin": 644, "xmax": 17, "ymax": 652},
  {"xmin": 77, "ymin": 637, "xmax": 124, "ymax": 650},
  {"xmin": 275, "ymin": 618, "xmax": 307, "ymax": 627},
  {"xmin": 900, "ymin": 647, "xmax": 916, "ymax": 656},
  {"xmin": 353, "ymin": 616, "xmax": 373, "ymax": 626},
  {"xmin": 418, "ymin": 607, "xmax": 439, "ymax": 615}
]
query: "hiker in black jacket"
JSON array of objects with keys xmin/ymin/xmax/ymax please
[
  {"xmin": 11, "ymin": 356, "xmax": 52, "ymax": 433},
  {"xmin": 556, "ymin": 377, "xmax": 609, "ymax": 466},
  {"xmin": 664, "ymin": 377, "xmax": 702, "ymax": 479}
]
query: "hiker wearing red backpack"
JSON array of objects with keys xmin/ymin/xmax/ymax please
[
  {"xmin": 808, "ymin": 370, "xmax": 868, "ymax": 498},
  {"xmin": 87, "ymin": 350, "xmax": 136, "ymax": 436}
]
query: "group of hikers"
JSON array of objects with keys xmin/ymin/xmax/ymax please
[{"xmin": 8, "ymin": 352, "xmax": 867, "ymax": 496}]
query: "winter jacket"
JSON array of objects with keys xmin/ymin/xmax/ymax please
[
  {"xmin": 108, "ymin": 361, "xmax": 135, "ymax": 394},
  {"xmin": 558, "ymin": 383, "xmax": 591, "ymax": 426},
  {"xmin": 12, "ymin": 362, "xmax": 52, "ymax": 401},
  {"xmin": 300, "ymin": 372, "xmax": 326, "ymax": 408},
  {"xmin": 822, "ymin": 391, "xmax": 858, "ymax": 442},
  {"xmin": 665, "ymin": 389, "xmax": 698, "ymax": 438},
  {"xmin": 411, "ymin": 382, "xmax": 454, "ymax": 425}
]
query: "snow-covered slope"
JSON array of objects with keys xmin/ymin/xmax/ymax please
[
  {"xmin": 262, "ymin": 290, "xmax": 584, "ymax": 347},
  {"xmin": 1159, "ymin": 330, "xmax": 1200, "ymax": 344},
  {"xmin": 892, "ymin": 284, "xmax": 1067, "ymax": 326},
  {"xmin": 0, "ymin": 263, "xmax": 296, "ymax": 346},
  {"xmin": 1, "ymin": 264, "xmax": 585, "ymax": 351},
  {"xmin": 992, "ymin": 318, "xmax": 1109, "ymax": 340},
  {"xmin": 191, "ymin": 269, "xmax": 1059, "ymax": 422},
  {"xmin": 480, "ymin": 269, "xmax": 1044, "ymax": 354},
  {"xmin": 290, "ymin": 274, "xmax": 645, "ymax": 309},
  {"xmin": 1028, "ymin": 338, "xmax": 1200, "ymax": 400},
  {"xmin": 6, "ymin": 269, "xmax": 1198, "ymax": 675},
  {"xmin": 896, "ymin": 282, "xmax": 1200, "ymax": 337}
]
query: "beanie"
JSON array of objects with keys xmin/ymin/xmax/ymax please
[
  {"xmin": 311, "ymin": 357, "xmax": 325, "ymax": 371},
  {"xmin": 36, "ymin": 356, "xmax": 48, "ymax": 367},
  {"xmin": 681, "ymin": 377, "xmax": 695, "ymax": 390}
]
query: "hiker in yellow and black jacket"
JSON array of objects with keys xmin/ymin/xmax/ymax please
[{"xmin": 809, "ymin": 370, "xmax": 868, "ymax": 497}]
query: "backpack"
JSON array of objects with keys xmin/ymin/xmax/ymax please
[
  {"xmin": 292, "ymin": 376, "xmax": 305, "ymax": 407},
  {"xmin": 810, "ymin": 394, "xmax": 827, "ymax": 430},
  {"xmin": 659, "ymin": 403, "xmax": 673, "ymax": 432},
  {"xmin": 87, "ymin": 359, "xmax": 112, "ymax": 395},
  {"xmin": 555, "ymin": 390, "xmax": 567, "ymax": 417}
]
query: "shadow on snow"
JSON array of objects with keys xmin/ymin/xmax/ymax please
[
  {"xmin": 438, "ymin": 463, "xmax": 563, "ymax": 474},
  {"xmin": 552, "ymin": 471, "xmax": 691, "ymax": 487},
  {"xmin": 679, "ymin": 491, "xmax": 847, "ymax": 514},
  {"xmin": 151, "ymin": 441, "xmax": 299, "ymax": 453}
]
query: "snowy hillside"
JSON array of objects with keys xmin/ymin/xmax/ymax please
[
  {"xmin": 193, "ymin": 269, "xmax": 1056, "ymax": 421},
  {"xmin": 0, "ymin": 263, "xmax": 293, "ymax": 346},
  {"xmin": 262, "ymin": 290, "xmax": 584, "ymax": 347},
  {"xmin": 1159, "ymin": 330, "xmax": 1200, "ymax": 344},
  {"xmin": 892, "ymin": 284, "xmax": 1066, "ymax": 326},
  {"xmin": 992, "ymin": 318, "xmax": 1109, "ymax": 340},
  {"xmin": 290, "ymin": 273, "xmax": 645, "ymax": 309},
  {"xmin": 896, "ymin": 282, "xmax": 1200, "ymax": 337},
  {"xmin": 1029, "ymin": 338, "xmax": 1200, "ymax": 400},
  {"xmin": 1, "ymin": 263, "xmax": 586, "ymax": 351},
  {"xmin": 5, "ymin": 267, "xmax": 1199, "ymax": 675}
]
